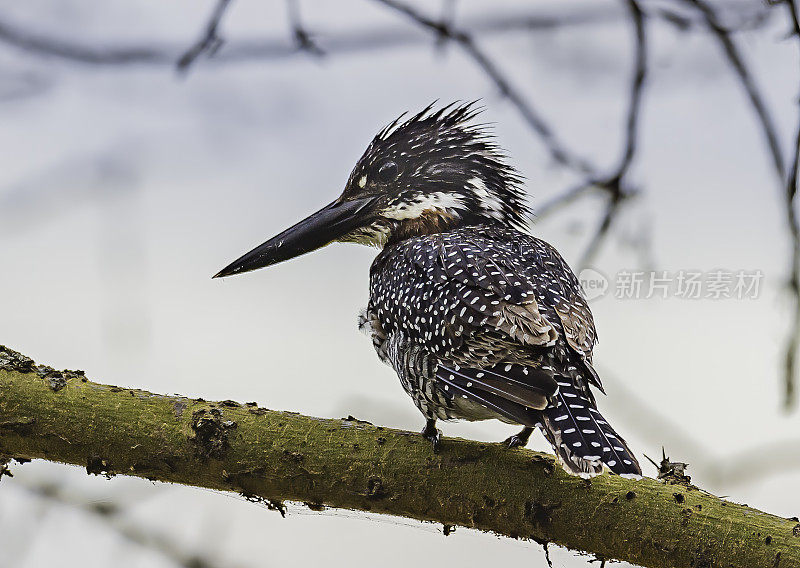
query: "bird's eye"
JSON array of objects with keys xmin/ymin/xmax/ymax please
[{"xmin": 376, "ymin": 161, "xmax": 399, "ymax": 183}]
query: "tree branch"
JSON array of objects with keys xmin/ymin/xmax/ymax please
[
  {"xmin": 1, "ymin": 346, "xmax": 798, "ymax": 568},
  {"xmin": 176, "ymin": 0, "xmax": 233, "ymax": 73}
]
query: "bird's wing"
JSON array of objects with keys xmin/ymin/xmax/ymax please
[
  {"xmin": 371, "ymin": 226, "xmax": 601, "ymax": 408},
  {"xmin": 398, "ymin": 230, "xmax": 563, "ymax": 348},
  {"xmin": 397, "ymin": 227, "xmax": 597, "ymax": 355}
]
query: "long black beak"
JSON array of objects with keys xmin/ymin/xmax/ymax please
[{"xmin": 213, "ymin": 196, "xmax": 380, "ymax": 278}]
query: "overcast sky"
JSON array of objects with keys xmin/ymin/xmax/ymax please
[{"xmin": 1, "ymin": 2, "xmax": 798, "ymax": 567}]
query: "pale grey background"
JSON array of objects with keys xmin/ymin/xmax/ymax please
[{"xmin": 1, "ymin": 1, "xmax": 799, "ymax": 567}]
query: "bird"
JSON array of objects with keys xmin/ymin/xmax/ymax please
[{"xmin": 214, "ymin": 102, "xmax": 641, "ymax": 476}]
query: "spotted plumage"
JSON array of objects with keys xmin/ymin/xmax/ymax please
[{"xmin": 215, "ymin": 102, "xmax": 641, "ymax": 476}]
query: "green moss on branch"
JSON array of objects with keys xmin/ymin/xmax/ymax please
[{"xmin": 0, "ymin": 346, "xmax": 798, "ymax": 567}]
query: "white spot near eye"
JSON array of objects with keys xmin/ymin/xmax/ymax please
[{"xmin": 358, "ymin": 175, "xmax": 368, "ymax": 188}]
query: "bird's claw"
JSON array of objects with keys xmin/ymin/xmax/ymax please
[
  {"xmin": 421, "ymin": 420, "xmax": 442, "ymax": 452},
  {"xmin": 502, "ymin": 426, "xmax": 533, "ymax": 449},
  {"xmin": 503, "ymin": 434, "xmax": 526, "ymax": 449}
]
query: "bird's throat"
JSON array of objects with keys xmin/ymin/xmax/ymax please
[{"xmin": 386, "ymin": 210, "xmax": 462, "ymax": 245}]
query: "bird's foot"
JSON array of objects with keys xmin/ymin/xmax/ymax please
[
  {"xmin": 502, "ymin": 426, "xmax": 533, "ymax": 449},
  {"xmin": 421, "ymin": 419, "xmax": 442, "ymax": 452}
]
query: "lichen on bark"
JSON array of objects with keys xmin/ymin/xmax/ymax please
[{"xmin": 0, "ymin": 345, "xmax": 798, "ymax": 568}]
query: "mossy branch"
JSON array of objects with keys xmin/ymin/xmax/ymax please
[{"xmin": 0, "ymin": 346, "xmax": 798, "ymax": 568}]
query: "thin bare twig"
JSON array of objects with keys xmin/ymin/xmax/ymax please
[
  {"xmin": 534, "ymin": 181, "xmax": 596, "ymax": 219},
  {"xmin": 683, "ymin": 0, "xmax": 798, "ymax": 409},
  {"xmin": 682, "ymin": 0, "xmax": 785, "ymax": 179},
  {"xmin": 579, "ymin": 193, "xmax": 626, "ymax": 268},
  {"xmin": 14, "ymin": 478, "xmax": 230, "ymax": 568},
  {"xmin": 286, "ymin": 0, "xmax": 324, "ymax": 57},
  {"xmin": 176, "ymin": 0, "xmax": 233, "ymax": 73},
  {"xmin": 374, "ymin": 0, "xmax": 599, "ymax": 176},
  {"xmin": 0, "ymin": 18, "xmax": 169, "ymax": 64},
  {"xmin": 614, "ymin": 0, "xmax": 647, "ymax": 181},
  {"xmin": 784, "ymin": 0, "xmax": 800, "ymax": 410},
  {"xmin": 534, "ymin": 0, "xmax": 646, "ymax": 268},
  {"xmin": 434, "ymin": 0, "xmax": 457, "ymax": 51},
  {"xmin": 578, "ymin": 0, "xmax": 647, "ymax": 268},
  {"xmin": 0, "ymin": 4, "xmax": 767, "ymax": 67},
  {"xmin": 373, "ymin": 0, "xmax": 643, "ymax": 271},
  {"xmin": 681, "ymin": 4, "xmax": 800, "ymax": 406},
  {"xmin": 373, "ymin": 0, "xmax": 650, "ymax": 268}
]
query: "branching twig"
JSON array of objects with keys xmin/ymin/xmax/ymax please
[
  {"xmin": 578, "ymin": 0, "xmax": 647, "ymax": 268},
  {"xmin": 176, "ymin": 0, "xmax": 233, "ymax": 73},
  {"xmin": 682, "ymin": 0, "xmax": 784, "ymax": 179},
  {"xmin": 374, "ymin": 0, "xmax": 651, "ymax": 268},
  {"xmin": 374, "ymin": 0, "xmax": 599, "ymax": 176},
  {"xmin": 533, "ymin": 0, "xmax": 646, "ymax": 270},
  {"xmin": 0, "ymin": 4, "xmax": 765, "ymax": 68}
]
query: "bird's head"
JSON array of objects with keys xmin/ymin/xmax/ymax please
[{"xmin": 214, "ymin": 102, "xmax": 530, "ymax": 278}]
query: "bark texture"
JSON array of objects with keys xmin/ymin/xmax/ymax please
[{"xmin": 0, "ymin": 346, "xmax": 798, "ymax": 568}]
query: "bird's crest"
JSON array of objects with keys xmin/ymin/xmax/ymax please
[{"xmin": 341, "ymin": 101, "xmax": 531, "ymax": 244}]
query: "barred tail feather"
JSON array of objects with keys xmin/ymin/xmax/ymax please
[
  {"xmin": 541, "ymin": 381, "xmax": 640, "ymax": 476},
  {"xmin": 435, "ymin": 365, "xmax": 541, "ymax": 426},
  {"xmin": 437, "ymin": 363, "xmax": 557, "ymax": 410}
]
